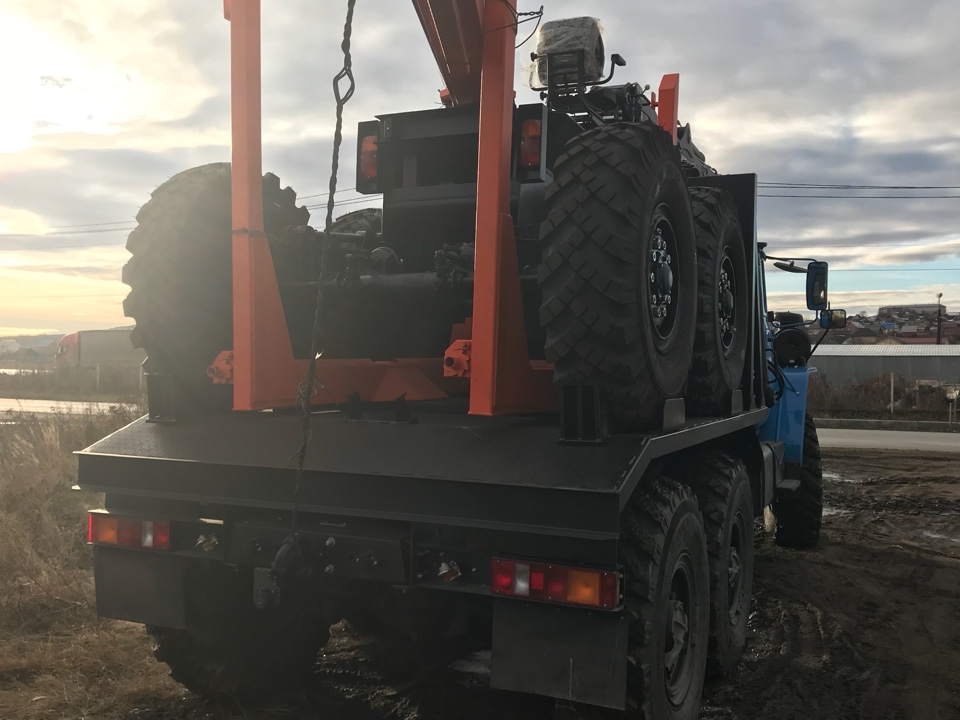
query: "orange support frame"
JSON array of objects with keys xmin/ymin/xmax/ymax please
[
  {"xmin": 225, "ymin": 0, "xmax": 460, "ymax": 410},
  {"xmin": 222, "ymin": 0, "xmax": 552, "ymax": 414},
  {"xmin": 468, "ymin": 0, "xmax": 553, "ymax": 415},
  {"xmin": 657, "ymin": 73, "xmax": 680, "ymax": 144}
]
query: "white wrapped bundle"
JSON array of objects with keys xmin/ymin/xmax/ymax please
[{"xmin": 526, "ymin": 17, "xmax": 605, "ymax": 87}]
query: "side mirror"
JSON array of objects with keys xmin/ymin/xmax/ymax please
[
  {"xmin": 820, "ymin": 308, "xmax": 847, "ymax": 330},
  {"xmin": 806, "ymin": 261, "xmax": 828, "ymax": 311}
]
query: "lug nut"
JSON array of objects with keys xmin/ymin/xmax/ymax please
[{"xmin": 324, "ymin": 564, "xmax": 335, "ymax": 575}]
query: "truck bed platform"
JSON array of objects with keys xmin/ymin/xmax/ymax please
[{"xmin": 77, "ymin": 405, "xmax": 766, "ymax": 541}]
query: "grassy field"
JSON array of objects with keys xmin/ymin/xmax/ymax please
[
  {"xmin": 0, "ymin": 406, "xmax": 194, "ymax": 720},
  {"xmin": 0, "ymin": 368, "xmax": 143, "ymax": 403}
]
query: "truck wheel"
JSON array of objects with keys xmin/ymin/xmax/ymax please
[
  {"xmin": 685, "ymin": 188, "xmax": 748, "ymax": 414},
  {"xmin": 691, "ymin": 451, "xmax": 753, "ymax": 676},
  {"xmin": 326, "ymin": 207, "xmax": 382, "ymax": 236},
  {"xmin": 622, "ymin": 476, "xmax": 710, "ymax": 720},
  {"xmin": 772, "ymin": 413, "xmax": 824, "ymax": 548},
  {"xmin": 148, "ymin": 565, "xmax": 334, "ymax": 701},
  {"xmin": 539, "ymin": 123, "xmax": 697, "ymax": 428},
  {"xmin": 122, "ymin": 163, "xmax": 309, "ymax": 412}
]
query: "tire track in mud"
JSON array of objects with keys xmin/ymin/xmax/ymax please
[{"xmin": 703, "ymin": 452, "xmax": 960, "ymax": 720}]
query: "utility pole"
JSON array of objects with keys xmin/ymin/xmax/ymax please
[{"xmin": 936, "ymin": 292, "xmax": 943, "ymax": 345}]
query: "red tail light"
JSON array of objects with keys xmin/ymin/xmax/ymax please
[
  {"xmin": 88, "ymin": 513, "xmax": 171, "ymax": 551},
  {"xmin": 491, "ymin": 558, "xmax": 620, "ymax": 609},
  {"xmin": 519, "ymin": 119, "xmax": 542, "ymax": 169},
  {"xmin": 360, "ymin": 135, "xmax": 378, "ymax": 179}
]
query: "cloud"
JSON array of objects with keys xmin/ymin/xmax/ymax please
[
  {"xmin": 768, "ymin": 283, "xmax": 960, "ymax": 316},
  {"xmin": 2, "ymin": 0, "xmax": 960, "ymax": 331}
]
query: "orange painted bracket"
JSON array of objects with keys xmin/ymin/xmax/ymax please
[
  {"xmin": 657, "ymin": 73, "xmax": 680, "ymax": 144},
  {"xmin": 444, "ymin": 340, "xmax": 472, "ymax": 377},
  {"xmin": 208, "ymin": 351, "xmax": 234, "ymax": 384}
]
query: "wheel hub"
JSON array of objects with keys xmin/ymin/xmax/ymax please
[
  {"xmin": 648, "ymin": 217, "xmax": 680, "ymax": 340},
  {"xmin": 718, "ymin": 255, "xmax": 737, "ymax": 349},
  {"xmin": 664, "ymin": 594, "xmax": 689, "ymax": 676},
  {"xmin": 663, "ymin": 558, "xmax": 697, "ymax": 707},
  {"xmin": 727, "ymin": 516, "xmax": 746, "ymax": 625}
]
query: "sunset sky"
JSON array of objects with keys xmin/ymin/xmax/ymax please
[{"xmin": 1, "ymin": 0, "xmax": 959, "ymax": 336}]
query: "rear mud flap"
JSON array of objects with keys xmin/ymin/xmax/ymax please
[
  {"xmin": 94, "ymin": 545, "xmax": 185, "ymax": 629},
  {"xmin": 491, "ymin": 599, "xmax": 628, "ymax": 710}
]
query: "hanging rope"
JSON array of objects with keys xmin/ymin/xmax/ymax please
[{"xmin": 271, "ymin": 0, "xmax": 357, "ymax": 583}]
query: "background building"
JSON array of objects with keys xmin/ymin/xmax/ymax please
[{"xmin": 810, "ymin": 344, "xmax": 960, "ymax": 384}]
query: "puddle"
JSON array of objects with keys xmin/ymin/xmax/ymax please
[
  {"xmin": 823, "ymin": 471, "xmax": 861, "ymax": 484},
  {"xmin": 450, "ymin": 650, "xmax": 491, "ymax": 679},
  {"xmin": 823, "ymin": 506, "xmax": 850, "ymax": 517}
]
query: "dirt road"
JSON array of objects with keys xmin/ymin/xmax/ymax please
[
  {"xmin": 819, "ymin": 428, "xmax": 960, "ymax": 453},
  {"xmin": 700, "ymin": 450, "xmax": 960, "ymax": 720},
  {"xmin": 0, "ymin": 398, "xmax": 136, "ymax": 414},
  {"xmin": 3, "ymin": 448, "xmax": 959, "ymax": 720}
]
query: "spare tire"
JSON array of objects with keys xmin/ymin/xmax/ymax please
[
  {"xmin": 122, "ymin": 163, "xmax": 309, "ymax": 412},
  {"xmin": 686, "ymin": 187, "xmax": 748, "ymax": 414},
  {"xmin": 539, "ymin": 123, "xmax": 697, "ymax": 428},
  {"xmin": 326, "ymin": 207, "xmax": 382, "ymax": 236}
]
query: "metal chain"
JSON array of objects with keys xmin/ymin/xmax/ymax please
[{"xmin": 272, "ymin": 0, "xmax": 357, "ymax": 582}]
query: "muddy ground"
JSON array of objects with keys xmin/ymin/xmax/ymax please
[{"xmin": 3, "ymin": 449, "xmax": 959, "ymax": 720}]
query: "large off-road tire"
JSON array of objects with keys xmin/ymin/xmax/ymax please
[
  {"xmin": 148, "ymin": 564, "xmax": 335, "ymax": 701},
  {"xmin": 690, "ymin": 451, "xmax": 754, "ymax": 676},
  {"xmin": 772, "ymin": 413, "xmax": 824, "ymax": 548},
  {"xmin": 122, "ymin": 163, "xmax": 309, "ymax": 412},
  {"xmin": 539, "ymin": 123, "xmax": 697, "ymax": 428},
  {"xmin": 326, "ymin": 207, "xmax": 382, "ymax": 236},
  {"xmin": 621, "ymin": 476, "xmax": 710, "ymax": 719},
  {"xmin": 685, "ymin": 188, "xmax": 748, "ymax": 414}
]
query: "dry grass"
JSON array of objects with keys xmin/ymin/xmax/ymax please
[
  {"xmin": 0, "ymin": 368, "xmax": 143, "ymax": 403},
  {"xmin": 0, "ymin": 408, "xmax": 401, "ymax": 720},
  {"xmin": 808, "ymin": 372, "xmax": 953, "ymax": 421},
  {"xmin": 0, "ymin": 406, "xmax": 212, "ymax": 720}
]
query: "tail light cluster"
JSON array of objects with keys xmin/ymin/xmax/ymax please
[
  {"xmin": 356, "ymin": 119, "xmax": 380, "ymax": 193},
  {"xmin": 491, "ymin": 558, "xmax": 620, "ymax": 610},
  {"xmin": 359, "ymin": 135, "xmax": 378, "ymax": 179},
  {"xmin": 88, "ymin": 512, "xmax": 171, "ymax": 551},
  {"xmin": 519, "ymin": 119, "xmax": 542, "ymax": 169}
]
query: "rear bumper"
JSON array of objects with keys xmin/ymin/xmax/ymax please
[{"xmin": 91, "ymin": 552, "xmax": 629, "ymax": 711}]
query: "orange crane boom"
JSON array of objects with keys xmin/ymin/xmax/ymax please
[{"xmin": 411, "ymin": 0, "xmax": 485, "ymax": 107}]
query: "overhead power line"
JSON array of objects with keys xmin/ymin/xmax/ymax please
[
  {"xmin": 759, "ymin": 194, "xmax": 960, "ymax": 199},
  {"xmin": 12, "ymin": 178, "xmax": 960, "ymax": 239},
  {"xmin": 46, "ymin": 220, "xmax": 136, "ymax": 230},
  {"xmin": 758, "ymin": 182, "xmax": 960, "ymax": 190},
  {"xmin": 1, "ymin": 195, "xmax": 381, "ymax": 252},
  {"xmin": 0, "ymin": 292, "xmax": 125, "ymax": 300},
  {"xmin": 824, "ymin": 268, "xmax": 960, "ymax": 273}
]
